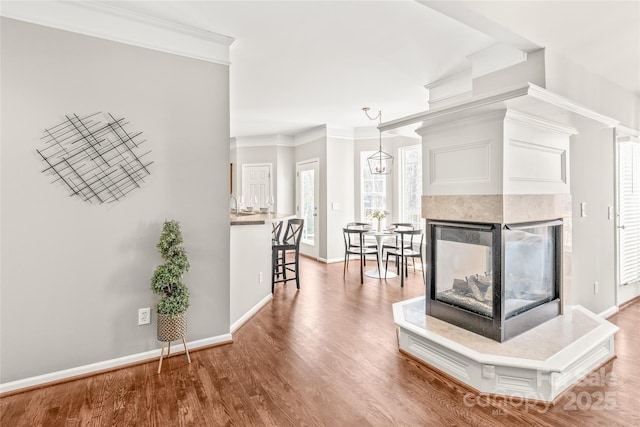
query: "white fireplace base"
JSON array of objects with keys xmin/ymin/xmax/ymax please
[{"xmin": 393, "ymin": 297, "xmax": 619, "ymax": 402}]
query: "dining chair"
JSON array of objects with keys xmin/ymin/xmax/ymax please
[
  {"xmin": 381, "ymin": 223, "xmax": 414, "ymax": 258},
  {"xmin": 272, "ymin": 219, "xmax": 304, "ymax": 293},
  {"xmin": 343, "ymin": 227, "xmax": 379, "ymax": 284},
  {"xmin": 384, "ymin": 229, "xmax": 425, "ymax": 287},
  {"xmin": 346, "ymin": 222, "xmax": 376, "ymax": 266}
]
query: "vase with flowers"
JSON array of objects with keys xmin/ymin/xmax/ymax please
[{"xmin": 368, "ymin": 210, "xmax": 389, "ymax": 232}]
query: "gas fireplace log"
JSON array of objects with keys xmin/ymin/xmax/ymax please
[
  {"xmin": 452, "ymin": 276, "xmax": 493, "ymax": 302},
  {"xmin": 467, "ymin": 276, "xmax": 485, "ymax": 301}
]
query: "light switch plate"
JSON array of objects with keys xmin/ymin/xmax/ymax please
[{"xmin": 580, "ymin": 202, "xmax": 587, "ymax": 218}]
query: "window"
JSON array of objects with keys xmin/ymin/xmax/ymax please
[
  {"xmin": 361, "ymin": 151, "xmax": 386, "ymax": 219},
  {"xmin": 618, "ymin": 139, "xmax": 640, "ymax": 286},
  {"xmin": 399, "ymin": 145, "xmax": 422, "ymax": 227}
]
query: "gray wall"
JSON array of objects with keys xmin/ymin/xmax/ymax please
[{"xmin": 0, "ymin": 18, "xmax": 230, "ymax": 382}]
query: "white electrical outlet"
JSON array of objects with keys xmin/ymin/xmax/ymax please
[
  {"xmin": 138, "ymin": 307, "xmax": 151, "ymax": 325},
  {"xmin": 259, "ymin": 272, "xmax": 263, "ymax": 283},
  {"xmin": 594, "ymin": 282, "xmax": 599, "ymax": 294}
]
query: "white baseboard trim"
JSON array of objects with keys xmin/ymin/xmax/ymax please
[
  {"xmin": 0, "ymin": 333, "xmax": 232, "ymax": 395},
  {"xmin": 318, "ymin": 257, "xmax": 344, "ymax": 264},
  {"xmin": 598, "ymin": 305, "xmax": 619, "ymax": 319},
  {"xmin": 231, "ymin": 294, "xmax": 273, "ymax": 333}
]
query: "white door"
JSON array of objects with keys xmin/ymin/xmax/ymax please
[
  {"xmin": 242, "ymin": 164, "xmax": 271, "ymax": 210},
  {"xmin": 297, "ymin": 159, "xmax": 319, "ymax": 258},
  {"xmin": 616, "ymin": 135, "xmax": 640, "ymax": 304}
]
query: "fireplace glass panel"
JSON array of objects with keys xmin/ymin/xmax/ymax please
[
  {"xmin": 435, "ymin": 227, "xmax": 494, "ymax": 318},
  {"xmin": 504, "ymin": 225, "xmax": 555, "ymax": 318}
]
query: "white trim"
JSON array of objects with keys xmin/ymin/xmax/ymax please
[
  {"xmin": 381, "ymin": 82, "xmax": 619, "ymax": 133},
  {"xmin": 425, "ymin": 69, "xmax": 473, "ymax": 105},
  {"xmin": 231, "ymin": 294, "xmax": 273, "ymax": 333},
  {"xmin": 326, "ymin": 127, "xmax": 355, "ymax": 140},
  {"xmin": 598, "ymin": 305, "xmax": 619, "ymax": 319},
  {"xmin": 0, "ymin": 1, "xmax": 233, "ymax": 65},
  {"xmin": 0, "ymin": 333, "xmax": 232, "ymax": 394},
  {"xmin": 506, "ymin": 110, "xmax": 577, "ymax": 136},
  {"xmin": 233, "ymin": 135, "xmax": 295, "ymax": 149},
  {"xmin": 616, "ymin": 126, "xmax": 640, "ymax": 143},
  {"xmin": 294, "ymin": 125, "xmax": 327, "ymax": 146},
  {"xmin": 466, "ymin": 42, "xmax": 528, "ymax": 78},
  {"xmin": 317, "ymin": 257, "xmax": 345, "ymax": 264}
]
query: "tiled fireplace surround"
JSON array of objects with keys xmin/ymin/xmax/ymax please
[{"xmin": 391, "ymin": 84, "xmax": 619, "ymax": 402}]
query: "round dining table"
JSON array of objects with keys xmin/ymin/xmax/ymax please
[{"xmin": 363, "ymin": 230, "xmax": 397, "ymax": 279}]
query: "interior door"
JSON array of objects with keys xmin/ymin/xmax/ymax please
[
  {"xmin": 616, "ymin": 133, "xmax": 640, "ymax": 305},
  {"xmin": 242, "ymin": 164, "xmax": 271, "ymax": 210},
  {"xmin": 296, "ymin": 159, "xmax": 319, "ymax": 258}
]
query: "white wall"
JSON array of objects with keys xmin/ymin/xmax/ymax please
[
  {"xmin": 569, "ymin": 128, "xmax": 617, "ymax": 313},
  {"xmin": 230, "ymin": 223, "xmax": 271, "ymax": 328},
  {"xmin": 326, "ymin": 136, "xmax": 355, "ymax": 262},
  {"xmin": 0, "ymin": 18, "xmax": 230, "ymax": 383},
  {"xmin": 277, "ymin": 145, "xmax": 295, "ymax": 215}
]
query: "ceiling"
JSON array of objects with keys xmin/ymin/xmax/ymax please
[{"xmin": 111, "ymin": 1, "xmax": 639, "ymax": 139}]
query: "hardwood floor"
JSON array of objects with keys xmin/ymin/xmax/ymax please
[{"xmin": 2, "ymin": 256, "xmax": 639, "ymax": 426}]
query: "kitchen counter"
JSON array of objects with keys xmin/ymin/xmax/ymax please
[{"xmin": 230, "ymin": 212, "xmax": 295, "ymax": 226}]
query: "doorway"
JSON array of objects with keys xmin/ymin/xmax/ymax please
[
  {"xmin": 242, "ymin": 163, "xmax": 272, "ymax": 210},
  {"xmin": 296, "ymin": 159, "xmax": 319, "ymax": 258}
]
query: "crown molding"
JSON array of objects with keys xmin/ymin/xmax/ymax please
[
  {"xmin": 231, "ymin": 135, "xmax": 295, "ymax": 149},
  {"xmin": 505, "ymin": 110, "xmax": 577, "ymax": 136},
  {"xmin": 616, "ymin": 125, "xmax": 640, "ymax": 142},
  {"xmin": 425, "ymin": 69, "xmax": 473, "ymax": 106},
  {"xmin": 294, "ymin": 125, "xmax": 327, "ymax": 146},
  {"xmin": 381, "ymin": 82, "xmax": 619, "ymax": 134},
  {"xmin": 0, "ymin": 1, "xmax": 233, "ymax": 65},
  {"xmin": 326, "ymin": 127, "xmax": 355, "ymax": 140}
]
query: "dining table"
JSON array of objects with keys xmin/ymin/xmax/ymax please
[{"xmin": 363, "ymin": 229, "xmax": 397, "ymax": 279}]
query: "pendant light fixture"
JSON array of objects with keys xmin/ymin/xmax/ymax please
[{"xmin": 362, "ymin": 107, "xmax": 393, "ymax": 175}]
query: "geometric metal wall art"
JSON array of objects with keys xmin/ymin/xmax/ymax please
[{"xmin": 37, "ymin": 112, "xmax": 152, "ymax": 204}]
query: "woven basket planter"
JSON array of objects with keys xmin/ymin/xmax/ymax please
[{"xmin": 157, "ymin": 312, "xmax": 187, "ymax": 342}]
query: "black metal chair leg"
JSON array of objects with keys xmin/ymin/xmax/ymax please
[{"xmin": 295, "ymin": 253, "xmax": 300, "ymax": 289}]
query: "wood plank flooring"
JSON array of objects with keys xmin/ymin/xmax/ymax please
[{"xmin": 2, "ymin": 256, "xmax": 639, "ymax": 426}]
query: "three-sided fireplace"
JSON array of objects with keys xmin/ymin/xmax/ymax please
[{"xmin": 426, "ymin": 219, "xmax": 562, "ymax": 342}]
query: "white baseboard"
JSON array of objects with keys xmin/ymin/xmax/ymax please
[
  {"xmin": 318, "ymin": 257, "xmax": 344, "ymax": 264},
  {"xmin": 231, "ymin": 294, "xmax": 272, "ymax": 333},
  {"xmin": 598, "ymin": 305, "xmax": 619, "ymax": 319},
  {"xmin": 0, "ymin": 333, "xmax": 232, "ymax": 395}
]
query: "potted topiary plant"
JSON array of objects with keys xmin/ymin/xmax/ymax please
[{"xmin": 151, "ymin": 220, "xmax": 191, "ymax": 372}]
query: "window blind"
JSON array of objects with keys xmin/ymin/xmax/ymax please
[{"xmin": 618, "ymin": 140, "xmax": 640, "ymax": 286}]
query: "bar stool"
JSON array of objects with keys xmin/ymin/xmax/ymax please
[{"xmin": 272, "ymin": 219, "xmax": 304, "ymax": 293}]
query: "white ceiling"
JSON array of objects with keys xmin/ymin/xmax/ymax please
[
  {"xmin": 112, "ymin": 1, "xmax": 639, "ymax": 138},
  {"xmin": 460, "ymin": 1, "xmax": 640, "ymax": 95}
]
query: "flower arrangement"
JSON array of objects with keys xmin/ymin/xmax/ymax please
[{"xmin": 369, "ymin": 210, "xmax": 389, "ymax": 221}]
